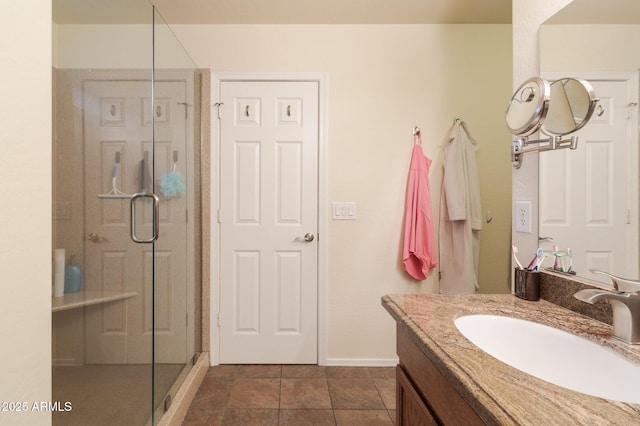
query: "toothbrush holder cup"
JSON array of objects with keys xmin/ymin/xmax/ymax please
[{"xmin": 514, "ymin": 268, "xmax": 540, "ymax": 301}]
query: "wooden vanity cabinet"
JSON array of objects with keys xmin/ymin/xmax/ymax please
[
  {"xmin": 397, "ymin": 366, "xmax": 438, "ymax": 425},
  {"xmin": 396, "ymin": 324, "xmax": 485, "ymax": 425}
]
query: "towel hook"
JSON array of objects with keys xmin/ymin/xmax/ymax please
[
  {"xmin": 454, "ymin": 116, "xmax": 461, "ymax": 124},
  {"xmin": 412, "ymin": 126, "xmax": 421, "ymax": 135}
]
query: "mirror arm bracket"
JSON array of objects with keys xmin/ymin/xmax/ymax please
[{"xmin": 511, "ymin": 135, "xmax": 578, "ymax": 169}]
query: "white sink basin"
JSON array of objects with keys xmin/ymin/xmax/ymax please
[{"xmin": 454, "ymin": 314, "xmax": 640, "ymax": 404}]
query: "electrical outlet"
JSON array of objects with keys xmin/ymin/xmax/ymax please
[{"xmin": 515, "ymin": 201, "xmax": 532, "ymax": 233}]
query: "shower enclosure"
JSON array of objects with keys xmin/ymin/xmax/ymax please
[{"xmin": 52, "ymin": 1, "xmax": 202, "ymax": 424}]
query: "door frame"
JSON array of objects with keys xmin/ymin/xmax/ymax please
[{"xmin": 210, "ymin": 72, "xmax": 329, "ymax": 365}]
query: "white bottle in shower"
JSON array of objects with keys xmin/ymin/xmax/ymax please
[{"xmin": 53, "ymin": 248, "xmax": 65, "ymax": 297}]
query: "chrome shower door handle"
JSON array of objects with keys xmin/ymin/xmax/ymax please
[{"xmin": 130, "ymin": 193, "xmax": 159, "ymax": 244}]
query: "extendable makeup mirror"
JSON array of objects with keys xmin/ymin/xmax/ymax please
[
  {"xmin": 505, "ymin": 77, "xmax": 550, "ymax": 137},
  {"xmin": 506, "ymin": 77, "xmax": 598, "ymax": 168},
  {"xmin": 543, "ymin": 77, "xmax": 597, "ymax": 136}
]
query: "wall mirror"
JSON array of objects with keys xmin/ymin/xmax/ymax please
[{"xmin": 539, "ymin": 0, "xmax": 640, "ymax": 286}]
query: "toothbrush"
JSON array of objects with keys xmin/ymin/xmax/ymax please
[
  {"xmin": 533, "ymin": 248, "xmax": 545, "ymax": 270},
  {"xmin": 566, "ymin": 248, "xmax": 573, "ymax": 272},
  {"xmin": 552, "ymin": 245, "xmax": 559, "ymax": 270},
  {"xmin": 512, "ymin": 245, "xmax": 524, "ymax": 269}
]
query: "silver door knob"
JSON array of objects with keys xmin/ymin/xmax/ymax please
[
  {"xmin": 87, "ymin": 233, "xmax": 108, "ymax": 243},
  {"xmin": 303, "ymin": 233, "xmax": 314, "ymax": 242}
]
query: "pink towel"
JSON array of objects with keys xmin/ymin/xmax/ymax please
[{"xmin": 402, "ymin": 136, "xmax": 437, "ymax": 280}]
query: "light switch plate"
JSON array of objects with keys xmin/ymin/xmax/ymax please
[{"xmin": 332, "ymin": 202, "xmax": 357, "ymax": 220}]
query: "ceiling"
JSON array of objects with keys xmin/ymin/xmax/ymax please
[
  {"xmin": 53, "ymin": 0, "xmax": 640, "ymax": 26},
  {"xmin": 53, "ymin": 0, "xmax": 512, "ymax": 25}
]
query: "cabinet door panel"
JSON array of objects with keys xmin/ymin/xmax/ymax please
[
  {"xmin": 397, "ymin": 323, "xmax": 484, "ymax": 425},
  {"xmin": 397, "ymin": 366, "xmax": 438, "ymax": 426}
]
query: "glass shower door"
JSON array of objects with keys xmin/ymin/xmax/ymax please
[
  {"xmin": 151, "ymin": 7, "xmax": 201, "ymax": 421},
  {"xmin": 52, "ymin": 57, "xmax": 158, "ymax": 426},
  {"xmin": 52, "ymin": 1, "xmax": 200, "ymax": 424}
]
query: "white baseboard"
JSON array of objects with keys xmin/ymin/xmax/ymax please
[
  {"xmin": 209, "ymin": 358, "xmax": 399, "ymax": 367},
  {"xmin": 323, "ymin": 358, "xmax": 398, "ymax": 367}
]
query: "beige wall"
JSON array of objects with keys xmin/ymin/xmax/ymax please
[
  {"xmin": 169, "ymin": 24, "xmax": 512, "ymax": 361},
  {"xmin": 55, "ymin": 24, "xmax": 195, "ymax": 69},
  {"xmin": 541, "ymin": 24, "xmax": 640, "ymax": 71},
  {"xmin": 54, "ymin": 23, "xmax": 511, "ymax": 362},
  {"xmin": 56, "ymin": 24, "xmax": 152, "ymax": 68},
  {"xmin": 0, "ymin": 0, "xmax": 52, "ymax": 424}
]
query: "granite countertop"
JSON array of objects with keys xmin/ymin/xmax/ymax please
[{"xmin": 382, "ymin": 293, "xmax": 640, "ymax": 425}]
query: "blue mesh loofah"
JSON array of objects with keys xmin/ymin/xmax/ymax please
[{"xmin": 159, "ymin": 171, "xmax": 185, "ymax": 199}]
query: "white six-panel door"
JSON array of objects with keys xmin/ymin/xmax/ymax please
[
  {"xmin": 83, "ymin": 79, "xmax": 188, "ymax": 364},
  {"xmin": 218, "ymin": 81, "xmax": 319, "ymax": 364},
  {"xmin": 539, "ymin": 76, "xmax": 638, "ymax": 284}
]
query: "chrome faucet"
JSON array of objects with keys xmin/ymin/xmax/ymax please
[{"xmin": 574, "ymin": 269, "xmax": 640, "ymax": 344}]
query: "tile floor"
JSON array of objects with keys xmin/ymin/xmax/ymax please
[{"xmin": 182, "ymin": 365, "xmax": 397, "ymax": 425}]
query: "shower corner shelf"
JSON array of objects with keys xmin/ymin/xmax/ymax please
[{"xmin": 52, "ymin": 290, "xmax": 138, "ymax": 312}]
